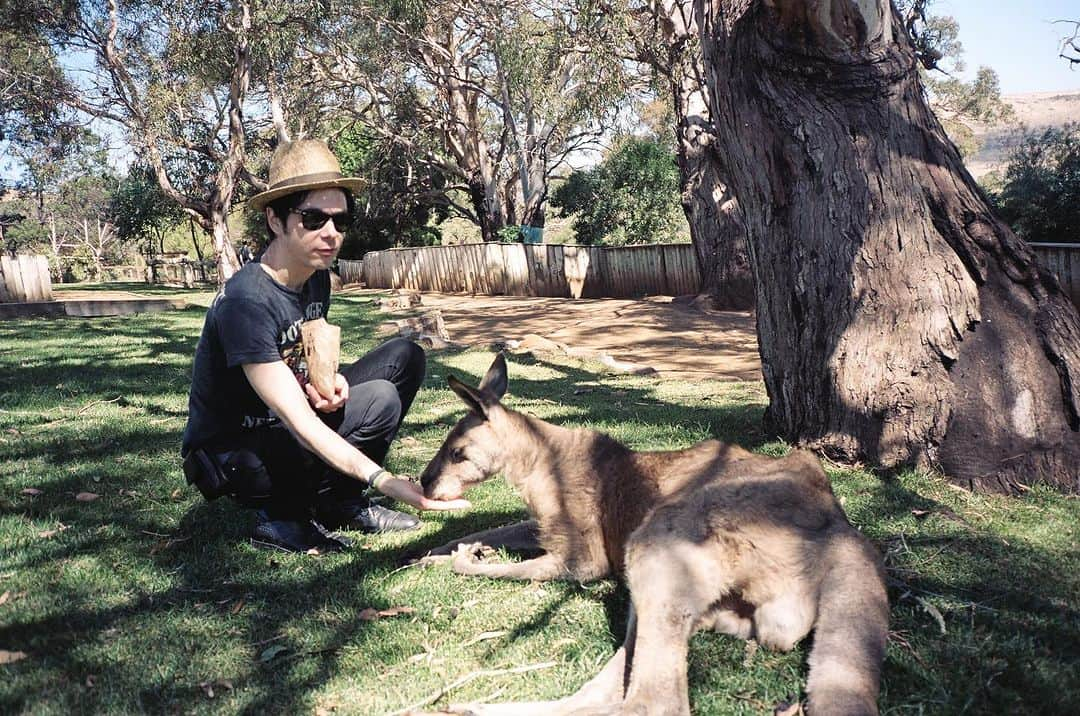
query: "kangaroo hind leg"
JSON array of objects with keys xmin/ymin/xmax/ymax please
[{"xmin": 618, "ymin": 517, "xmax": 738, "ymax": 716}]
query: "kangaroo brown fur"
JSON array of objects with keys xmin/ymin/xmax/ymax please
[{"xmin": 419, "ymin": 354, "xmax": 889, "ymax": 716}]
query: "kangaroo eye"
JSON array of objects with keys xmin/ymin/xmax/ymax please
[{"xmin": 449, "ymin": 447, "xmax": 466, "ymax": 463}]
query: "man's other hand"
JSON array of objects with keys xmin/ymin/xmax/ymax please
[{"xmin": 305, "ymin": 372, "xmax": 349, "ymax": 413}]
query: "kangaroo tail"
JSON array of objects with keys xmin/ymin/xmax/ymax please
[{"xmin": 806, "ymin": 533, "xmax": 889, "ymax": 716}]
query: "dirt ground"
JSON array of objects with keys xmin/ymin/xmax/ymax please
[
  {"xmin": 348, "ymin": 288, "xmax": 763, "ymax": 382},
  {"xmin": 52, "ymin": 286, "xmax": 763, "ymax": 382}
]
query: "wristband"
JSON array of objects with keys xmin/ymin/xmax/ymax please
[{"xmin": 368, "ymin": 469, "xmax": 389, "ymax": 492}]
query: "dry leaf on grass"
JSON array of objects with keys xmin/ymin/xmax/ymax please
[
  {"xmin": 399, "ymin": 436, "xmax": 420, "ymax": 448},
  {"xmin": 21, "ymin": 488, "xmax": 42, "ymax": 496},
  {"xmin": 231, "ymin": 599, "xmax": 245, "ymax": 615},
  {"xmin": 773, "ymin": 700, "xmax": 804, "ymax": 716},
  {"xmin": 199, "ymin": 680, "xmax": 232, "ymax": 698},
  {"xmin": 360, "ymin": 606, "xmax": 418, "ymax": 621},
  {"xmin": 911, "ymin": 509, "xmax": 931, "ymax": 519},
  {"xmin": 0, "ymin": 649, "xmax": 27, "ymax": 664},
  {"xmin": 916, "ymin": 596, "xmax": 947, "ymax": 635},
  {"xmin": 259, "ymin": 644, "xmax": 289, "ymax": 662},
  {"xmin": 75, "ymin": 492, "xmax": 99, "ymax": 502},
  {"xmin": 38, "ymin": 523, "xmax": 70, "ymax": 539},
  {"xmin": 462, "ymin": 630, "xmax": 507, "ymax": 647}
]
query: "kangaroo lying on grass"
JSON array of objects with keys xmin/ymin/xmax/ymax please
[{"xmin": 418, "ymin": 354, "xmax": 889, "ymax": 716}]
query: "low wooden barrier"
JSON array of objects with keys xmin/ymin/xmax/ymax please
[
  {"xmin": 344, "ymin": 243, "xmax": 701, "ymax": 299},
  {"xmin": 1031, "ymin": 243, "xmax": 1080, "ymax": 307},
  {"xmin": 337, "ymin": 259, "xmax": 363, "ymax": 285},
  {"xmin": 344, "ymin": 241, "xmax": 1079, "ymax": 306},
  {"xmin": 0, "ymin": 253, "xmax": 53, "ymax": 303}
]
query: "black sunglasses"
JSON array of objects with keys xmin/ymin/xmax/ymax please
[{"xmin": 289, "ymin": 208, "xmax": 352, "ymax": 232}]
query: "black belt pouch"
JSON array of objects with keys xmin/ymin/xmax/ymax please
[{"xmin": 182, "ymin": 448, "xmax": 231, "ymax": 500}]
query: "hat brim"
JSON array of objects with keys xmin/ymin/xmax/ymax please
[{"xmin": 247, "ymin": 177, "xmax": 366, "ymax": 212}]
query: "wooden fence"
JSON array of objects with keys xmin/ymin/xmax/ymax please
[
  {"xmin": 0, "ymin": 253, "xmax": 53, "ymax": 303},
  {"xmin": 343, "ymin": 241, "xmax": 1079, "ymax": 307},
  {"xmin": 345, "ymin": 243, "xmax": 702, "ymax": 299},
  {"xmin": 1032, "ymin": 243, "xmax": 1080, "ymax": 307}
]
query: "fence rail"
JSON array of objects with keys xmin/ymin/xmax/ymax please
[
  {"xmin": 342, "ymin": 241, "xmax": 1079, "ymax": 307},
  {"xmin": 0, "ymin": 253, "xmax": 53, "ymax": 303},
  {"xmin": 344, "ymin": 243, "xmax": 701, "ymax": 299}
]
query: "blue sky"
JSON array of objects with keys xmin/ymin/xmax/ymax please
[{"xmin": 939, "ymin": 0, "xmax": 1080, "ymax": 93}]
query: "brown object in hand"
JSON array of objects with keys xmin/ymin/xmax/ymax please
[{"xmin": 301, "ymin": 318, "xmax": 341, "ymax": 399}]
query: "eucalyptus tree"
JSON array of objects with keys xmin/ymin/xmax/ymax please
[
  {"xmin": 0, "ymin": 1, "xmax": 78, "ymax": 154},
  {"xmin": 694, "ymin": 0, "xmax": 1080, "ymax": 493},
  {"xmin": 42, "ymin": 0, "xmax": 261, "ymax": 281},
  {"xmin": 899, "ymin": 1, "xmax": 1014, "ymax": 157},
  {"xmin": 1057, "ymin": 20, "xmax": 1078, "ymax": 65},
  {"xmin": 307, "ymin": 0, "xmax": 636, "ymax": 242},
  {"xmin": 633, "ymin": 0, "xmax": 753, "ymax": 308}
]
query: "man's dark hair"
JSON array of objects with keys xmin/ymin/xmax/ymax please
[{"xmin": 263, "ymin": 189, "xmax": 356, "ymax": 242}]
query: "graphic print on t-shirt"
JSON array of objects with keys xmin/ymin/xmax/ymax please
[{"xmin": 278, "ymin": 301, "xmax": 327, "ymax": 389}]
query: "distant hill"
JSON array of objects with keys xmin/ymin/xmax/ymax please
[{"xmin": 966, "ymin": 90, "xmax": 1080, "ymax": 180}]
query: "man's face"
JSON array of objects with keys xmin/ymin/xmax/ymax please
[{"xmin": 269, "ymin": 188, "xmax": 348, "ymax": 271}]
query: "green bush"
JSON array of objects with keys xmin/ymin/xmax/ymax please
[
  {"xmin": 551, "ymin": 137, "xmax": 685, "ymax": 246},
  {"xmin": 990, "ymin": 123, "xmax": 1080, "ymax": 244}
]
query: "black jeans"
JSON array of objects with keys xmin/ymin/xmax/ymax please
[{"xmin": 211, "ymin": 338, "xmax": 425, "ymax": 517}]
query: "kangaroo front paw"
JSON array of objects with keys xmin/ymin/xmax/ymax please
[
  {"xmin": 450, "ymin": 542, "xmax": 494, "ymax": 572},
  {"xmin": 415, "ymin": 553, "xmax": 454, "ymax": 567}
]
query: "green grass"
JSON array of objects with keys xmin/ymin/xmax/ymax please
[{"xmin": 1, "ymin": 284, "xmax": 1078, "ymax": 715}]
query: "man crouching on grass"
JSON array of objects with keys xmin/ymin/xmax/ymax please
[{"xmin": 180, "ymin": 139, "xmax": 469, "ymax": 554}]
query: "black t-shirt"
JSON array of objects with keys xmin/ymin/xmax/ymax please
[{"xmin": 181, "ymin": 262, "xmax": 331, "ymax": 456}]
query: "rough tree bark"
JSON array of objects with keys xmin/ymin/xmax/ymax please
[
  {"xmin": 696, "ymin": 0, "xmax": 1080, "ymax": 492},
  {"xmin": 652, "ymin": 0, "xmax": 754, "ymax": 310}
]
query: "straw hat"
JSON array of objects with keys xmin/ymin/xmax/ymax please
[{"xmin": 248, "ymin": 139, "xmax": 365, "ymax": 212}]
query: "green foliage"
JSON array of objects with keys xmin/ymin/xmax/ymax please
[
  {"xmin": 331, "ymin": 126, "xmax": 446, "ymax": 256},
  {"xmin": 497, "ymin": 225, "xmax": 524, "ymax": 243},
  {"xmin": 0, "ymin": 202, "xmax": 47, "ymax": 255},
  {"xmin": 110, "ymin": 163, "xmax": 186, "ymax": 254},
  {"xmin": 0, "ymin": 0, "xmax": 79, "ymax": 155},
  {"xmin": 990, "ymin": 123, "xmax": 1080, "ymax": 244},
  {"xmin": 899, "ymin": 2, "xmax": 1014, "ymax": 157},
  {"xmin": 551, "ymin": 137, "xmax": 684, "ymax": 246}
]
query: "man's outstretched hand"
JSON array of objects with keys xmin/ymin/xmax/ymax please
[{"xmin": 377, "ymin": 474, "xmax": 472, "ymax": 512}]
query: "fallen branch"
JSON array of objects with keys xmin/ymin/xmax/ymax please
[{"xmin": 390, "ymin": 660, "xmax": 558, "ymax": 716}]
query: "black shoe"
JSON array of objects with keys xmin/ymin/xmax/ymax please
[
  {"xmin": 251, "ymin": 511, "xmax": 353, "ymax": 553},
  {"xmin": 344, "ymin": 503, "xmax": 421, "ymax": 533}
]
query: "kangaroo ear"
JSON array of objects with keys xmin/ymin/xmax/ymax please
[
  {"xmin": 478, "ymin": 353, "xmax": 508, "ymax": 400},
  {"xmin": 448, "ymin": 375, "xmax": 490, "ymax": 418}
]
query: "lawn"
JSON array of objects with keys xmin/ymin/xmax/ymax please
[{"xmin": 1, "ymin": 285, "xmax": 1077, "ymax": 715}]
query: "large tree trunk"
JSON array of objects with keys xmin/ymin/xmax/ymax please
[
  {"xmin": 654, "ymin": 0, "xmax": 754, "ymax": 309},
  {"xmin": 673, "ymin": 71, "xmax": 754, "ymax": 309},
  {"xmin": 469, "ymin": 175, "xmax": 503, "ymax": 242},
  {"xmin": 697, "ymin": 0, "xmax": 1080, "ymax": 493},
  {"xmin": 209, "ymin": 206, "xmax": 240, "ymax": 284}
]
